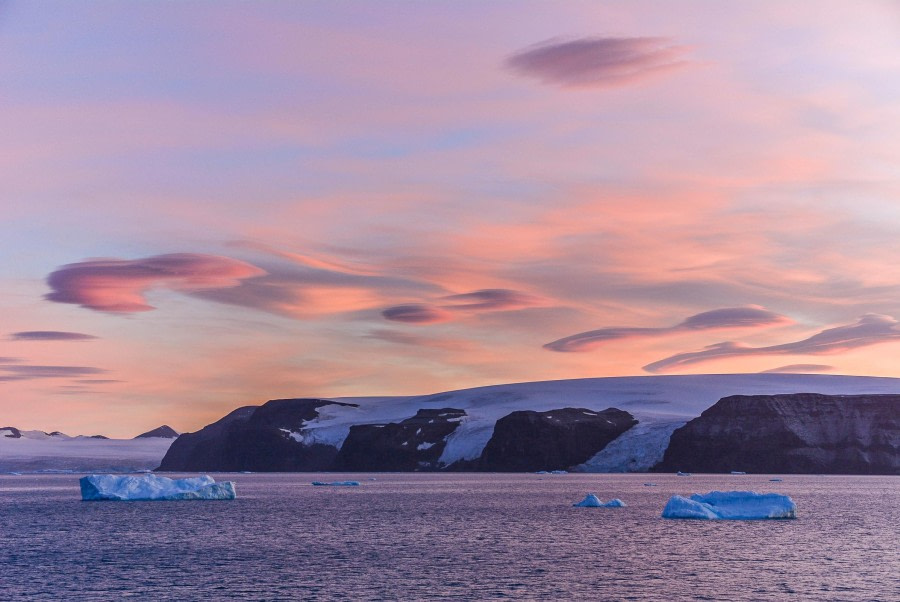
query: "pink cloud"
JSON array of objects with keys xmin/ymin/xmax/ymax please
[
  {"xmin": 545, "ymin": 306, "xmax": 790, "ymax": 352},
  {"xmin": 506, "ymin": 37, "xmax": 691, "ymax": 88},
  {"xmin": 45, "ymin": 253, "xmax": 266, "ymax": 313},
  {"xmin": 643, "ymin": 314, "xmax": 900, "ymax": 373}
]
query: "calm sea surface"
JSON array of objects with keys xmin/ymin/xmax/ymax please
[{"xmin": 1, "ymin": 473, "xmax": 897, "ymax": 600}]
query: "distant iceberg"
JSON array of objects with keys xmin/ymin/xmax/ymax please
[
  {"xmin": 662, "ymin": 490, "xmax": 796, "ymax": 520},
  {"xmin": 573, "ymin": 493, "xmax": 626, "ymax": 508},
  {"xmin": 676, "ymin": 471, "xmax": 691, "ymax": 476},
  {"xmin": 312, "ymin": 481, "xmax": 360, "ymax": 487},
  {"xmin": 80, "ymin": 474, "xmax": 236, "ymax": 501}
]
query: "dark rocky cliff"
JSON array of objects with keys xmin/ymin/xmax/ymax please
[
  {"xmin": 334, "ymin": 408, "xmax": 466, "ymax": 471},
  {"xmin": 157, "ymin": 399, "xmax": 358, "ymax": 471},
  {"xmin": 654, "ymin": 393, "xmax": 900, "ymax": 474},
  {"xmin": 478, "ymin": 407, "xmax": 637, "ymax": 472},
  {"xmin": 156, "ymin": 405, "xmax": 257, "ymax": 471}
]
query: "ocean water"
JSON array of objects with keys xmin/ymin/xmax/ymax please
[{"xmin": 1, "ymin": 473, "xmax": 897, "ymax": 600}]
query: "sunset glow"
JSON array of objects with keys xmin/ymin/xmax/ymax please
[{"xmin": 2, "ymin": 1, "xmax": 900, "ymax": 436}]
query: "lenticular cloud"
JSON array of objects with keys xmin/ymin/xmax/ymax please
[
  {"xmin": 545, "ymin": 306, "xmax": 789, "ymax": 352},
  {"xmin": 45, "ymin": 253, "xmax": 266, "ymax": 313},
  {"xmin": 506, "ymin": 37, "xmax": 690, "ymax": 88}
]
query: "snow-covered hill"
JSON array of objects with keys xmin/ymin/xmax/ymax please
[
  {"xmin": 0, "ymin": 429, "xmax": 173, "ymax": 473},
  {"xmin": 303, "ymin": 373, "xmax": 900, "ymax": 471}
]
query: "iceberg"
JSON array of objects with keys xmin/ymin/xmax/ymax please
[
  {"xmin": 80, "ymin": 474, "xmax": 236, "ymax": 501},
  {"xmin": 311, "ymin": 480, "xmax": 360, "ymax": 486},
  {"xmin": 662, "ymin": 490, "xmax": 796, "ymax": 520},
  {"xmin": 676, "ymin": 471, "xmax": 691, "ymax": 476},
  {"xmin": 572, "ymin": 493, "xmax": 627, "ymax": 508}
]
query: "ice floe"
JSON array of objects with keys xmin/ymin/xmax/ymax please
[
  {"xmin": 312, "ymin": 480, "xmax": 360, "ymax": 486},
  {"xmin": 662, "ymin": 490, "xmax": 796, "ymax": 520},
  {"xmin": 80, "ymin": 474, "xmax": 236, "ymax": 501},
  {"xmin": 573, "ymin": 493, "xmax": 626, "ymax": 508}
]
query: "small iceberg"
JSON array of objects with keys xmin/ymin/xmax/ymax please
[
  {"xmin": 550, "ymin": 470, "xmax": 568, "ymax": 475},
  {"xmin": 769, "ymin": 478, "xmax": 783, "ymax": 482},
  {"xmin": 535, "ymin": 470, "xmax": 549, "ymax": 474},
  {"xmin": 730, "ymin": 471, "xmax": 747, "ymax": 475},
  {"xmin": 80, "ymin": 474, "xmax": 236, "ymax": 501},
  {"xmin": 573, "ymin": 493, "xmax": 627, "ymax": 508},
  {"xmin": 676, "ymin": 471, "xmax": 691, "ymax": 476},
  {"xmin": 643, "ymin": 483, "xmax": 658, "ymax": 487},
  {"xmin": 662, "ymin": 490, "xmax": 796, "ymax": 520},
  {"xmin": 312, "ymin": 481, "xmax": 360, "ymax": 487}
]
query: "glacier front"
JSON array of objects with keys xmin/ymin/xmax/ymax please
[
  {"xmin": 80, "ymin": 474, "xmax": 236, "ymax": 501},
  {"xmin": 662, "ymin": 490, "xmax": 796, "ymax": 520}
]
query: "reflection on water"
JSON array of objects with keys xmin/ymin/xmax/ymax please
[{"xmin": 1, "ymin": 473, "xmax": 897, "ymax": 600}]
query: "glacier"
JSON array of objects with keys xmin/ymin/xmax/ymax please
[
  {"xmin": 661, "ymin": 490, "xmax": 796, "ymax": 520},
  {"xmin": 573, "ymin": 493, "xmax": 626, "ymax": 508},
  {"xmin": 80, "ymin": 474, "xmax": 236, "ymax": 501}
]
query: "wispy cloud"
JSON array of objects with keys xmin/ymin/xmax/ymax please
[
  {"xmin": 0, "ymin": 364, "xmax": 107, "ymax": 381},
  {"xmin": 643, "ymin": 314, "xmax": 900, "ymax": 373},
  {"xmin": 545, "ymin": 306, "xmax": 790, "ymax": 352},
  {"xmin": 10, "ymin": 331, "xmax": 98, "ymax": 341},
  {"xmin": 366, "ymin": 329, "xmax": 473, "ymax": 351},
  {"xmin": 761, "ymin": 364, "xmax": 833, "ymax": 374},
  {"xmin": 382, "ymin": 304, "xmax": 453, "ymax": 324},
  {"xmin": 440, "ymin": 288, "xmax": 539, "ymax": 311},
  {"xmin": 46, "ymin": 254, "xmax": 266, "ymax": 313},
  {"xmin": 506, "ymin": 36, "xmax": 690, "ymax": 88}
]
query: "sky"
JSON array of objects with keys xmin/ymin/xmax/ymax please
[{"xmin": 2, "ymin": 1, "xmax": 900, "ymax": 436}]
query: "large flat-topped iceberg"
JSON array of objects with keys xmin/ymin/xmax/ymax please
[
  {"xmin": 662, "ymin": 490, "xmax": 796, "ymax": 520},
  {"xmin": 80, "ymin": 474, "xmax": 236, "ymax": 501}
]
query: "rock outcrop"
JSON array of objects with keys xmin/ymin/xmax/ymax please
[
  {"xmin": 654, "ymin": 393, "xmax": 900, "ymax": 474},
  {"xmin": 157, "ymin": 399, "xmax": 358, "ymax": 472},
  {"xmin": 134, "ymin": 425, "xmax": 179, "ymax": 439},
  {"xmin": 478, "ymin": 407, "xmax": 637, "ymax": 472},
  {"xmin": 1, "ymin": 427, "xmax": 22, "ymax": 438},
  {"xmin": 334, "ymin": 408, "xmax": 466, "ymax": 471}
]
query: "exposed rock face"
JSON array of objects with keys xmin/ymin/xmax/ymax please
[
  {"xmin": 654, "ymin": 393, "xmax": 900, "ymax": 474},
  {"xmin": 478, "ymin": 407, "xmax": 638, "ymax": 472},
  {"xmin": 1, "ymin": 427, "xmax": 22, "ymax": 438},
  {"xmin": 334, "ymin": 408, "xmax": 466, "ymax": 471},
  {"xmin": 157, "ymin": 406, "xmax": 257, "ymax": 471},
  {"xmin": 135, "ymin": 425, "xmax": 179, "ymax": 439},
  {"xmin": 157, "ymin": 399, "xmax": 358, "ymax": 472}
]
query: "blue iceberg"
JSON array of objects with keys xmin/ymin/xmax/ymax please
[
  {"xmin": 80, "ymin": 474, "xmax": 236, "ymax": 501},
  {"xmin": 662, "ymin": 490, "xmax": 796, "ymax": 520},
  {"xmin": 573, "ymin": 493, "xmax": 627, "ymax": 508}
]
